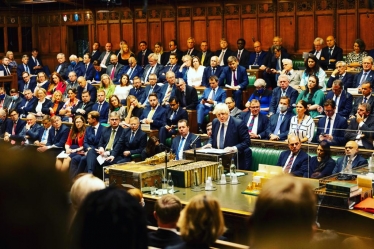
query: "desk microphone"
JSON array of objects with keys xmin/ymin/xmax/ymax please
[{"xmin": 190, "ymin": 135, "xmax": 200, "ymax": 147}]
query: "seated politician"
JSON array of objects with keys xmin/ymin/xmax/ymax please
[
  {"xmin": 245, "ymin": 78, "xmax": 272, "ymax": 115},
  {"xmin": 139, "ymin": 93, "xmax": 167, "ymax": 130},
  {"xmin": 304, "ymin": 141, "xmax": 336, "ymax": 179},
  {"xmin": 332, "ymin": 141, "xmax": 368, "ymax": 174},
  {"xmin": 265, "ymin": 96, "xmax": 293, "ymax": 141},
  {"xmin": 203, "ymin": 103, "xmax": 251, "ymax": 170},
  {"xmin": 239, "ymin": 99, "xmax": 268, "ymax": 139},
  {"xmin": 269, "ymin": 74, "xmax": 298, "ymax": 116},
  {"xmin": 326, "ymin": 61, "xmax": 354, "ymax": 89},
  {"xmin": 325, "ymin": 79, "xmax": 352, "ymax": 119},
  {"xmin": 171, "ymin": 119, "xmax": 201, "ymax": 160}
]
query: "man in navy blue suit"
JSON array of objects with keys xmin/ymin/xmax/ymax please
[
  {"xmin": 263, "ymin": 45, "xmax": 290, "ymax": 89},
  {"xmin": 28, "ymin": 49, "xmax": 45, "ymax": 75},
  {"xmin": 107, "ymin": 117, "xmax": 147, "ymax": 163},
  {"xmin": 106, "ymin": 54, "xmax": 124, "ymax": 84},
  {"xmin": 33, "ymin": 115, "xmax": 52, "ymax": 147},
  {"xmin": 17, "ymin": 89, "xmax": 37, "ymax": 118},
  {"xmin": 119, "ymin": 57, "xmax": 144, "ymax": 82},
  {"xmin": 67, "ymin": 54, "xmax": 84, "ymax": 78},
  {"xmin": 219, "ymin": 56, "xmax": 249, "ymax": 109},
  {"xmin": 159, "ymin": 97, "xmax": 188, "ymax": 144},
  {"xmin": 77, "ymin": 76, "xmax": 97, "ymax": 103},
  {"xmin": 11, "ymin": 113, "xmax": 42, "ymax": 147},
  {"xmin": 141, "ymin": 53, "xmax": 164, "ymax": 84},
  {"xmin": 353, "ymin": 56, "xmax": 374, "ymax": 88},
  {"xmin": 239, "ymin": 99, "xmax": 268, "ymax": 139},
  {"xmin": 158, "ymin": 53, "xmax": 180, "ymax": 83},
  {"xmin": 276, "ymin": 135, "xmax": 310, "ymax": 177},
  {"xmin": 18, "ymin": 72, "xmax": 36, "ymax": 93},
  {"xmin": 17, "ymin": 55, "xmax": 32, "ymax": 80},
  {"xmin": 91, "ymin": 42, "xmax": 101, "ymax": 63},
  {"xmin": 350, "ymin": 82, "xmax": 374, "ymax": 117},
  {"xmin": 332, "ymin": 141, "xmax": 368, "ymax": 174},
  {"xmin": 248, "ymin": 41, "xmax": 267, "ymax": 67},
  {"xmin": 204, "ymin": 103, "xmax": 251, "ymax": 170},
  {"xmin": 83, "ymin": 112, "xmax": 124, "ymax": 175},
  {"xmin": 235, "ymin": 38, "xmax": 250, "ymax": 69},
  {"xmin": 265, "ymin": 96, "xmax": 293, "ymax": 141},
  {"xmin": 201, "ymin": 56, "xmax": 223, "ymax": 87},
  {"xmin": 129, "ymin": 76, "xmax": 146, "ymax": 104},
  {"xmin": 92, "ymin": 90, "xmax": 109, "ymax": 123},
  {"xmin": 183, "ymin": 37, "xmax": 200, "ymax": 57},
  {"xmin": 3, "ymin": 109, "xmax": 26, "ymax": 146},
  {"xmin": 159, "ymin": 72, "xmax": 177, "ymax": 107},
  {"xmin": 197, "ymin": 75, "xmax": 227, "ymax": 133},
  {"xmin": 71, "ymin": 90, "xmax": 94, "ymax": 120},
  {"xmin": 316, "ymin": 99, "xmax": 347, "ymax": 146},
  {"xmin": 0, "ymin": 57, "xmax": 13, "ymax": 93},
  {"xmin": 325, "ymin": 80, "xmax": 352, "ymax": 119},
  {"xmin": 171, "ymin": 119, "xmax": 201, "ymax": 160},
  {"xmin": 82, "ymin": 53, "xmax": 95, "ymax": 81},
  {"xmin": 55, "ymin": 53, "xmax": 70, "ymax": 80},
  {"xmin": 326, "ymin": 61, "xmax": 354, "ymax": 88},
  {"xmin": 319, "ymin": 35, "xmax": 343, "ymax": 70},
  {"xmin": 161, "ymin": 40, "xmax": 183, "ymax": 66},
  {"xmin": 269, "ymin": 74, "xmax": 298, "ymax": 115},
  {"xmin": 174, "ymin": 79, "xmax": 198, "ymax": 110},
  {"xmin": 215, "ymin": 38, "xmax": 233, "ymax": 67},
  {"xmin": 141, "ymin": 73, "xmax": 162, "ymax": 107},
  {"xmin": 140, "ymin": 93, "xmax": 167, "ymax": 130},
  {"xmin": 137, "ymin": 41, "xmax": 153, "ymax": 68}
]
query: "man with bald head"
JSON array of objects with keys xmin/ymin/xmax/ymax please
[
  {"xmin": 106, "ymin": 54, "xmax": 124, "ymax": 84},
  {"xmin": 119, "ymin": 56, "xmax": 144, "ymax": 82},
  {"xmin": 201, "ymin": 56, "xmax": 223, "ymax": 87},
  {"xmin": 332, "ymin": 141, "xmax": 367, "ymax": 174},
  {"xmin": 249, "ymin": 41, "xmax": 267, "ymax": 67},
  {"xmin": 98, "ymin": 42, "xmax": 113, "ymax": 66},
  {"xmin": 320, "ymin": 35, "xmax": 343, "ymax": 70}
]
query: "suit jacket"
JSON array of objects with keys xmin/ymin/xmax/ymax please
[
  {"xmin": 304, "ymin": 156, "xmax": 336, "ymax": 178},
  {"xmin": 27, "ymin": 56, "xmax": 43, "ymax": 74},
  {"xmin": 0, "ymin": 64, "xmax": 12, "ymax": 76},
  {"xmin": 148, "ymin": 229, "xmax": 183, "ymax": 249},
  {"xmin": 325, "ymin": 90, "xmax": 353, "ymax": 119},
  {"xmin": 174, "ymin": 85, "xmax": 198, "ymax": 110},
  {"xmin": 239, "ymin": 112, "xmax": 267, "ymax": 138},
  {"xmin": 345, "ymin": 115, "xmax": 374, "ymax": 149},
  {"xmin": 235, "ymin": 49, "xmax": 251, "ymax": 68},
  {"xmin": 332, "ymin": 155, "xmax": 368, "ymax": 174},
  {"xmin": 77, "ymin": 83, "xmax": 97, "ymax": 103},
  {"xmin": 219, "ymin": 65, "xmax": 249, "ymax": 90},
  {"xmin": 140, "ymin": 105, "xmax": 167, "ymax": 129},
  {"xmin": 91, "ymin": 50, "xmax": 101, "ymax": 63},
  {"xmin": 97, "ymin": 126, "xmax": 124, "ymax": 150},
  {"xmin": 161, "ymin": 50, "xmax": 183, "ymax": 66},
  {"xmin": 6, "ymin": 119, "xmax": 26, "ymax": 137},
  {"xmin": 353, "ymin": 70, "xmax": 374, "ymax": 88},
  {"xmin": 31, "ymin": 99, "xmax": 52, "ymax": 115},
  {"xmin": 55, "ymin": 62, "xmax": 70, "ymax": 80},
  {"xmin": 183, "ymin": 48, "xmax": 200, "ymax": 57},
  {"xmin": 316, "ymin": 114, "xmax": 348, "ymax": 146},
  {"xmin": 14, "ymin": 123, "xmax": 42, "ymax": 144},
  {"xmin": 327, "ymin": 73, "xmax": 354, "ymax": 89},
  {"xmin": 67, "ymin": 62, "xmax": 85, "ymax": 78},
  {"xmin": 269, "ymin": 86, "xmax": 298, "ymax": 114},
  {"xmin": 82, "ymin": 63, "xmax": 95, "ymax": 81},
  {"xmin": 277, "ymin": 150, "xmax": 310, "ymax": 177},
  {"xmin": 158, "ymin": 64, "xmax": 181, "ymax": 83},
  {"xmin": 92, "ymin": 101, "xmax": 109, "ymax": 124},
  {"xmin": 17, "ymin": 63, "xmax": 32, "ymax": 80},
  {"xmin": 263, "ymin": 47, "xmax": 289, "ymax": 67},
  {"xmin": 71, "ymin": 101, "xmax": 94, "ymax": 120},
  {"xmin": 83, "ymin": 124, "xmax": 105, "ymax": 151},
  {"xmin": 287, "ymin": 70, "xmax": 302, "ymax": 90},
  {"xmin": 129, "ymin": 87, "xmax": 146, "ymax": 104},
  {"xmin": 141, "ymin": 64, "xmax": 164, "ymax": 82},
  {"xmin": 143, "ymin": 84, "xmax": 162, "ymax": 104},
  {"xmin": 165, "ymin": 107, "xmax": 189, "ymax": 126},
  {"xmin": 106, "ymin": 63, "xmax": 124, "ymax": 84},
  {"xmin": 197, "ymin": 50, "xmax": 214, "ymax": 67},
  {"xmin": 119, "ymin": 65, "xmax": 144, "ymax": 81},
  {"xmin": 98, "ymin": 51, "xmax": 114, "ymax": 66},
  {"xmin": 201, "ymin": 66, "xmax": 223, "ymax": 87},
  {"xmin": 0, "ymin": 117, "xmax": 10, "ymax": 137},
  {"xmin": 171, "ymin": 133, "xmax": 201, "ymax": 154},
  {"xmin": 199, "ymin": 87, "xmax": 226, "ymax": 105},
  {"xmin": 266, "ymin": 53, "xmax": 290, "ymax": 70},
  {"xmin": 3, "ymin": 97, "xmax": 22, "ymax": 111},
  {"xmin": 17, "ymin": 96, "xmax": 38, "ymax": 117},
  {"xmin": 350, "ymin": 95, "xmax": 374, "ymax": 116},
  {"xmin": 215, "ymin": 49, "xmax": 233, "ymax": 66},
  {"xmin": 137, "ymin": 49, "xmax": 153, "ymax": 67},
  {"xmin": 46, "ymin": 124, "xmax": 69, "ymax": 147},
  {"xmin": 18, "ymin": 78, "xmax": 37, "ymax": 93},
  {"xmin": 159, "ymin": 84, "xmax": 177, "ymax": 103},
  {"xmin": 265, "ymin": 111, "xmax": 293, "ymax": 140},
  {"xmin": 248, "ymin": 51, "xmax": 268, "ymax": 66},
  {"xmin": 111, "ymin": 128, "xmax": 147, "ymax": 157},
  {"xmin": 320, "ymin": 46, "xmax": 343, "ymax": 70},
  {"xmin": 230, "ymin": 107, "xmax": 242, "ymax": 118}
]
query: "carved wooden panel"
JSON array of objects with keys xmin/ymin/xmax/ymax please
[
  {"xmin": 162, "ymin": 21, "xmax": 176, "ymax": 50},
  {"xmin": 242, "ymin": 18, "xmax": 257, "ymax": 50},
  {"xmin": 38, "ymin": 26, "xmax": 50, "ymax": 52},
  {"xmin": 49, "ymin": 26, "xmax": 61, "ymax": 53},
  {"xmin": 109, "ymin": 12, "xmax": 120, "ymax": 21},
  {"xmin": 259, "ymin": 17, "xmax": 274, "ymax": 50},
  {"xmin": 259, "ymin": 3, "xmax": 275, "ymax": 13},
  {"xmin": 109, "ymin": 24, "xmax": 121, "ymax": 49},
  {"xmin": 278, "ymin": 2, "xmax": 295, "ymax": 12},
  {"xmin": 135, "ymin": 10, "xmax": 146, "ymax": 19},
  {"xmin": 297, "ymin": 15, "xmax": 314, "ymax": 51},
  {"xmin": 279, "ymin": 16, "xmax": 295, "ymax": 53},
  {"xmin": 178, "ymin": 8, "xmax": 191, "ymax": 18},
  {"xmin": 226, "ymin": 19, "xmax": 240, "ymax": 50},
  {"xmin": 316, "ymin": 15, "xmax": 333, "ymax": 39},
  {"xmin": 148, "ymin": 22, "xmax": 161, "ymax": 50},
  {"xmin": 207, "ymin": 6, "xmax": 222, "ymax": 16},
  {"xmin": 135, "ymin": 22, "xmax": 147, "ymax": 51},
  {"xmin": 49, "ymin": 15, "xmax": 60, "ymax": 25},
  {"xmin": 193, "ymin": 20, "xmax": 207, "ymax": 45},
  {"xmin": 316, "ymin": 0, "xmax": 333, "ymax": 10},
  {"xmin": 224, "ymin": 5, "xmax": 240, "ymax": 16},
  {"xmin": 297, "ymin": 1, "xmax": 314, "ymax": 11},
  {"xmin": 97, "ymin": 24, "xmax": 108, "ymax": 48},
  {"xmin": 242, "ymin": 4, "xmax": 256, "ymax": 15},
  {"xmin": 208, "ymin": 20, "xmax": 222, "ymax": 51},
  {"xmin": 96, "ymin": 12, "xmax": 108, "ymax": 22},
  {"xmin": 178, "ymin": 21, "xmax": 191, "ymax": 51},
  {"xmin": 162, "ymin": 9, "xmax": 175, "ymax": 18},
  {"xmin": 359, "ymin": 13, "xmax": 374, "ymax": 49},
  {"xmin": 122, "ymin": 23, "xmax": 134, "ymax": 50},
  {"xmin": 337, "ymin": 0, "xmax": 356, "ymax": 9},
  {"xmin": 193, "ymin": 7, "xmax": 206, "ymax": 17},
  {"xmin": 337, "ymin": 13, "xmax": 356, "ymax": 52},
  {"xmin": 148, "ymin": 9, "xmax": 161, "ymax": 19},
  {"xmin": 121, "ymin": 10, "xmax": 133, "ymax": 20}
]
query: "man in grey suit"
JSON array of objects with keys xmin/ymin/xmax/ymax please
[
  {"xmin": 106, "ymin": 54, "xmax": 124, "ymax": 84},
  {"xmin": 141, "ymin": 53, "xmax": 164, "ymax": 84},
  {"xmin": 281, "ymin": 58, "xmax": 301, "ymax": 92},
  {"xmin": 225, "ymin": 97, "xmax": 242, "ymax": 118},
  {"xmin": 98, "ymin": 42, "xmax": 113, "ymax": 66}
]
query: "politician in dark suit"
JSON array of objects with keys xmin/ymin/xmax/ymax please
[
  {"xmin": 141, "ymin": 74, "xmax": 162, "ymax": 106},
  {"xmin": 12, "ymin": 114, "xmax": 42, "ymax": 145},
  {"xmin": 332, "ymin": 141, "xmax": 368, "ymax": 174},
  {"xmin": 205, "ymin": 104, "xmax": 251, "ymax": 170},
  {"xmin": 319, "ymin": 36, "xmax": 343, "ymax": 70},
  {"xmin": 171, "ymin": 119, "xmax": 201, "ymax": 160},
  {"xmin": 84, "ymin": 112, "xmax": 124, "ymax": 175},
  {"xmin": 92, "ymin": 91, "xmax": 109, "ymax": 124},
  {"xmin": 263, "ymin": 45, "xmax": 290, "ymax": 88},
  {"xmin": 91, "ymin": 42, "xmax": 101, "ymax": 63},
  {"xmin": 71, "ymin": 92, "xmax": 94, "ymax": 120},
  {"xmin": 353, "ymin": 57, "xmax": 374, "ymax": 88},
  {"xmin": 325, "ymin": 80, "xmax": 352, "ymax": 119},
  {"xmin": 197, "ymin": 42, "xmax": 213, "ymax": 67},
  {"xmin": 234, "ymin": 38, "xmax": 250, "ymax": 69},
  {"xmin": 269, "ymin": 75, "xmax": 298, "ymax": 115},
  {"xmin": 276, "ymin": 135, "xmax": 310, "ymax": 177},
  {"xmin": 161, "ymin": 40, "xmax": 183, "ymax": 65},
  {"xmin": 266, "ymin": 110, "xmax": 293, "ymax": 142},
  {"xmin": 326, "ymin": 62, "xmax": 354, "ymax": 88},
  {"xmin": 55, "ymin": 53, "xmax": 70, "ymax": 80},
  {"xmin": 174, "ymin": 80, "xmax": 198, "ymax": 110},
  {"xmin": 4, "ymin": 109, "xmax": 26, "ymax": 146},
  {"xmin": 98, "ymin": 43, "xmax": 114, "ymax": 66},
  {"xmin": 159, "ymin": 97, "xmax": 189, "ymax": 144},
  {"xmin": 67, "ymin": 58, "xmax": 85, "ymax": 78},
  {"xmin": 18, "ymin": 72, "xmax": 37, "ymax": 93},
  {"xmin": 215, "ymin": 38, "xmax": 233, "ymax": 67},
  {"xmin": 119, "ymin": 59, "xmax": 144, "ymax": 82},
  {"xmin": 141, "ymin": 54, "xmax": 164, "ymax": 83},
  {"xmin": 201, "ymin": 56, "xmax": 223, "ymax": 87},
  {"xmin": 137, "ymin": 41, "xmax": 153, "ymax": 68},
  {"xmin": 3, "ymin": 91, "xmax": 23, "ymax": 112},
  {"xmin": 107, "ymin": 117, "xmax": 147, "ymax": 163},
  {"xmin": 106, "ymin": 55, "xmax": 124, "ymax": 84},
  {"xmin": 239, "ymin": 101, "xmax": 268, "ymax": 139},
  {"xmin": 345, "ymin": 103, "xmax": 374, "ymax": 149},
  {"xmin": 17, "ymin": 89, "xmax": 37, "ymax": 118},
  {"xmin": 17, "ymin": 55, "xmax": 32, "ymax": 80},
  {"xmin": 249, "ymin": 41, "xmax": 268, "ymax": 66},
  {"xmin": 158, "ymin": 54, "xmax": 181, "ymax": 83},
  {"xmin": 140, "ymin": 93, "xmax": 167, "ymax": 130},
  {"xmin": 82, "ymin": 54, "xmax": 95, "ymax": 81},
  {"xmin": 77, "ymin": 77, "xmax": 97, "ymax": 103},
  {"xmin": 316, "ymin": 100, "xmax": 348, "ymax": 146},
  {"xmin": 129, "ymin": 77, "xmax": 146, "ymax": 104},
  {"xmin": 219, "ymin": 56, "xmax": 249, "ymax": 109},
  {"xmin": 350, "ymin": 82, "xmax": 374, "ymax": 117}
]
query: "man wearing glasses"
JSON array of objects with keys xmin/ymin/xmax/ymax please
[
  {"xmin": 3, "ymin": 109, "xmax": 26, "ymax": 146},
  {"xmin": 239, "ymin": 99, "xmax": 267, "ymax": 139},
  {"xmin": 161, "ymin": 40, "xmax": 183, "ymax": 66}
]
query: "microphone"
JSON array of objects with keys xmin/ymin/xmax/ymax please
[
  {"xmin": 159, "ymin": 143, "xmax": 170, "ymax": 151},
  {"xmin": 190, "ymin": 135, "xmax": 200, "ymax": 148}
]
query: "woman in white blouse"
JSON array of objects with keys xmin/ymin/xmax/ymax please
[
  {"xmin": 289, "ymin": 100, "xmax": 315, "ymax": 143},
  {"xmin": 114, "ymin": 74, "xmax": 133, "ymax": 105},
  {"xmin": 187, "ymin": 56, "xmax": 205, "ymax": 87}
]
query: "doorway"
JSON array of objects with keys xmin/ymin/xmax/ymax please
[{"xmin": 67, "ymin": 25, "xmax": 89, "ymax": 57}]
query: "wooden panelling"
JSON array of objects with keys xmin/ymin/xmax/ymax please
[
  {"xmin": 178, "ymin": 21, "xmax": 191, "ymax": 51},
  {"xmin": 207, "ymin": 19, "xmax": 222, "ymax": 51},
  {"xmin": 316, "ymin": 15, "xmax": 334, "ymax": 39},
  {"xmin": 242, "ymin": 18, "xmax": 257, "ymax": 50},
  {"xmin": 337, "ymin": 13, "xmax": 356, "ymax": 53},
  {"xmin": 135, "ymin": 22, "xmax": 147, "ymax": 52},
  {"xmin": 162, "ymin": 21, "xmax": 176, "ymax": 49},
  {"xmin": 148, "ymin": 22, "xmax": 161, "ymax": 49},
  {"xmin": 258, "ymin": 17, "xmax": 274, "ymax": 50},
  {"xmin": 96, "ymin": 24, "xmax": 108, "ymax": 50},
  {"xmin": 279, "ymin": 16, "xmax": 295, "ymax": 53},
  {"xmin": 49, "ymin": 26, "xmax": 61, "ymax": 53},
  {"xmin": 122, "ymin": 23, "xmax": 134, "ymax": 50},
  {"xmin": 193, "ymin": 20, "xmax": 207, "ymax": 46},
  {"xmin": 108, "ymin": 23, "xmax": 121, "ymax": 50},
  {"xmin": 297, "ymin": 15, "xmax": 314, "ymax": 52},
  {"xmin": 225, "ymin": 19, "xmax": 240, "ymax": 51},
  {"xmin": 38, "ymin": 26, "xmax": 50, "ymax": 53},
  {"xmin": 359, "ymin": 13, "xmax": 374, "ymax": 49}
]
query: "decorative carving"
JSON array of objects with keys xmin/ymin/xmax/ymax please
[
  {"xmin": 136, "ymin": 10, "xmax": 146, "ymax": 19},
  {"xmin": 208, "ymin": 6, "xmax": 222, "ymax": 16},
  {"xmin": 278, "ymin": 2, "xmax": 294, "ymax": 12},
  {"xmin": 316, "ymin": 0, "xmax": 333, "ymax": 10},
  {"xmin": 109, "ymin": 12, "xmax": 119, "ymax": 20},
  {"xmin": 6, "ymin": 16, "xmax": 18, "ymax": 24},
  {"xmin": 178, "ymin": 8, "xmax": 190, "ymax": 17},
  {"xmin": 224, "ymin": 5, "xmax": 239, "ymax": 15},
  {"xmin": 297, "ymin": 1, "xmax": 313, "ymax": 11},
  {"xmin": 193, "ymin": 7, "xmax": 205, "ymax": 17},
  {"xmin": 162, "ymin": 9, "xmax": 175, "ymax": 18},
  {"xmin": 50, "ymin": 15, "xmax": 60, "ymax": 24},
  {"xmin": 338, "ymin": 0, "xmax": 355, "ymax": 9},
  {"xmin": 259, "ymin": 3, "xmax": 275, "ymax": 13},
  {"xmin": 38, "ymin": 15, "xmax": 48, "ymax": 24},
  {"xmin": 121, "ymin": 10, "xmax": 132, "ymax": 19},
  {"xmin": 242, "ymin": 4, "xmax": 256, "ymax": 14},
  {"xmin": 96, "ymin": 12, "xmax": 107, "ymax": 21},
  {"xmin": 20, "ymin": 16, "xmax": 31, "ymax": 24},
  {"xmin": 149, "ymin": 9, "xmax": 160, "ymax": 18},
  {"xmin": 84, "ymin": 13, "xmax": 93, "ymax": 22},
  {"xmin": 358, "ymin": 0, "xmax": 366, "ymax": 9}
]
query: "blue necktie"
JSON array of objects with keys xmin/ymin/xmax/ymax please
[
  {"xmin": 219, "ymin": 123, "xmax": 225, "ymax": 149},
  {"xmin": 176, "ymin": 137, "xmax": 185, "ymax": 160},
  {"xmin": 325, "ymin": 117, "xmax": 331, "ymax": 134},
  {"xmin": 130, "ymin": 132, "xmax": 135, "ymax": 143},
  {"xmin": 273, "ymin": 114, "xmax": 284, "ymax": 135}
]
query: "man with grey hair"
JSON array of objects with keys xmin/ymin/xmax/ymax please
[
  {"xmin": 68, "ymin": 54, "xmax": 84, "ymax": 77},
  {"xmin": 0, "ymin": 109, "xmax": 8, "ymax": 137},
  {"xmin": 310, "ymin": 37, "xmax": 324, "ymax": 59},
  {"xmin": 203, "ymin": 103, "xmax": 251, "ymax": 170},
  {"xmin": 327, "ymin": 61, "xmax": 354, "ymax": 89},
  {"xmin": 353, "ymin": 56, "xmax": 374, "ymax": 88},
  {"xmin": 269, "ymin": 74, "xmax": 298, "ymax": 116},
  {"xmin": 201, "ymin": 55, "xmax": 223, "ymax": 87},
  {"xmin": 281, "ymin": 58, "xmax": 301, "ymax": 91},
  {"xmin": 55, "ymin": 53, "xmax": 69, "ymax": 80},
  {"xmin": 141, "ymin": 53, "xmax": 164, "ymax": 84},
  {"xmin": 13, "ymin": 113, "xmax": 42, "ymax": 146}
]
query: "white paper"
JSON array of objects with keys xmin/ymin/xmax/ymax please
[
  {"xmin": 96, "ymin": 155, "xmax": 106, "ymax": 165},
  {"xmin": 197, "ymin": 148, "xmax": 227, "ymax": 154},
  {"xmin": 56, "ymin": 151, "xmax": 69, "ymax": 159}
]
